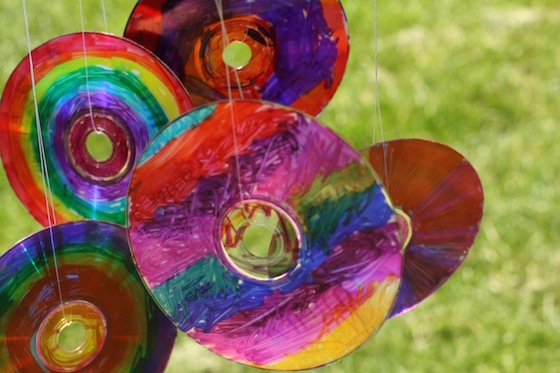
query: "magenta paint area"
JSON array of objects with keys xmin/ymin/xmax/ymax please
[{"xmin": 127, "ymin": 101, "xmax": 403, "ymax": 368}]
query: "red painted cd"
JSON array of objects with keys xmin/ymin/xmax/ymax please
[
  {"xmin": 0, "ymin": 221, "xmax": 177, "ymax": 372},
  {"xmin": 361, "ymin": 139, "xmax": 484, "ymax": 317},
  {"xmin": 124, "ymin": 0, "xmax": 349, "ymax": 115}
]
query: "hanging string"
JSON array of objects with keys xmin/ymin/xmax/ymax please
[
  {"xmin": 100, "ymin": 0, "xmax": 108, "ymax": 33},
  {"xmin": 79, "ymin": 0, "xmax": 99, "ymax": 132},
  {"xmin": 21, "ymin": 0, "xmax": 66, "ymax": 317},
  {"xmin": 373, "ymin": 0, "xmax": 384, "ymax": 142},
  {"xmin": 214, "ymin": 0, "xmax": 245, "ymax": 99},
  {"xmin": 214, "ymin": 0, "xmax": 246, "ymax": 201},
  {"xmin": 373, "ymin": 0, "xmax": 389, "ymax": 187}
]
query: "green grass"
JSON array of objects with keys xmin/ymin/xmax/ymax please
[{"xmin": 1, "ymin": 0, "xmax": 559, "ymax": 372}]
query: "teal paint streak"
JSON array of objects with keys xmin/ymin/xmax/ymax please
[
  {"xmin": 139, "ymin": 104, "xmax": 217, "ymax": 164},
  {"xmin": 153, "ymin": 255, "xmax": 241, "ymax": 329}
]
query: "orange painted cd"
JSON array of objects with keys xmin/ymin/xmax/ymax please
[
  {"xmin": 361, "ymin": 139, "xmax": 484, "ymax": 317},
  {"xmin": 124, "ymin": 0, "xmax": 349, "ymax": 115}
]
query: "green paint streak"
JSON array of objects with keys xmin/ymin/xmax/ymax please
[
  {"xmin": 154, "ymin": 255, "xmax": 240, "ymax": 324},
  {"xmin": 28, "ymin": 66, "xmax": 170, "ymax": 222},
  {"xmin": 291, "ymin": 161, "xmax": 375, "ymax": 227},
  {"xmin": 304, "ymin": 183, "xmax": 379, "ymax": 254}
]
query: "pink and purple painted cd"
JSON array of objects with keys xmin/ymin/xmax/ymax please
[
  {"xmin": 127, "ymin": 100, "xmax": 403, "ymax": 370},
  {"xmin": 0, "ymin": 221, "xmax": 176, "ymax": 372},
  {"xmin": 124, "ymin": 0, "xmax": 349, "ymax": 116},
  {"xmin": 0, "ymin": 32, "xmax": 194, "ymax": 226},
  {"xmin": 361, "ymin": 139, "xmax": 484, "ymax": 317}
]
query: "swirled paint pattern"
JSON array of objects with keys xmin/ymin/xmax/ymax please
[
  {"xmin": 125, "ymin": 0, "xmax": 349, "ymax": 115},
  {"xmin": 128, "ymin": 100, "xmax": 403, "ymax": 370}
]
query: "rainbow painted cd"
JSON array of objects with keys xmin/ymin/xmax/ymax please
[
  {"xmin": 124, "ymin": 0, "xmax": 349, "ymax": 116},
  {"xmin": 0, "ymin": 221, "xmax": 177, "ymax": 372},
  {"xmin": 0, "ymin": 32, "xmax": 194, "ymax": 226},
  {"xmin": 361, "ymin": 139, "xmax": 484, "ymax": 317},
  {"xmin": 127, "ymin": 100, "xmax": 403, "ymax": 370}
]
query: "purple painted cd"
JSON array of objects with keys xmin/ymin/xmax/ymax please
[
  {"xmin": 124, "ymin": 0, "xmax": 349, "ymax": 116},
  {"xmin": 127, "ymin": 100, "xmax": 403, "ymax": 370}
]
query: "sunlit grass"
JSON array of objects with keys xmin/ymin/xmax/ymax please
[{"xmin": 1, "ymin": 0, "xmax": 559, "ymax": 372}]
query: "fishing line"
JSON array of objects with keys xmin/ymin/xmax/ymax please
[
  {"xmin": 373, "ymin": 0, "xmax": 390, "ymax": 188},
  {"xmin": 79, "ymin": 0, "xmax": 99, "ymax": 133},
  {"xmin": 214, "ymin": 0, "xmax": 245, "ymax": 99},
  {"xmin": 214, "ymin": 0, "xmax": 246, "ymax": 201},
  {"xmin": 21, "ymin": 0, "xmax": 66, "ymax": 317},
  {"xmin": 100, "ymin": 0, "xmax": 108, "ymax": 33}
]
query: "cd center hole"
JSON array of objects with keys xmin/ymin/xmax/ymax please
[
  {"xmin": 221, "ymin": 200, "xmax": 300, "ymax": 280},
  {"xmin": 222, "ymin": 41, "xmax": 252, "ymax": 69},
  {"xmin": 243, "ymin": 224, "xmax": 276, "ymax": 258},
  {"xmin": 86, "ymin": 132, "xmax": 113, "ymax": 162},
  {"xmin": 58, "ymin": 322, "xmax": 87, "ymax": 352}
]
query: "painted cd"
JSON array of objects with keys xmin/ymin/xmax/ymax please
[
  {"xmin": 128, "ymin": 100, "xmax": 402, "ymax": 370},
  {"xmin": 124, "ymin": 0, "xmax": 349, "ymax": 116},
  {"xmin": 0, "ymin": 32, "xmax": 194, "ymax": 226},
  {"xmin": 0, "ymin": 221, "xmax": 177, "ymax": 372},
  {"xmin": 361, "ymin": 139, "xmax": 484, "ymax": 317}
]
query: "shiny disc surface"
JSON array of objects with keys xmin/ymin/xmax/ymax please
[
  {"xmin": 0, "ymin": 221, "xmax": 177, "ymax": 372},
  {"xmin": 124, "ymin": 0, "xmax": 349, "ymax": 115},
  {"xmin": 128, "ymin": 100, "xmax": 402, "ymax": 370},
  {"xmin": 361, "ymin": 139, "xmax": 484, "ymax": 317}
]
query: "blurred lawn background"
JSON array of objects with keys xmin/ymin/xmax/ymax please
[{"xmin": 1, "ymin": 0, "xmax": 559, "ymax": 372}]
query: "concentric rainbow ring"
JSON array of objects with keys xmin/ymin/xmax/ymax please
[{"xmin": 0, "ymin": 32, "xmax": 194, "ymax": 226}]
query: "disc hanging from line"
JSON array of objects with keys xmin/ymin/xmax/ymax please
[
  {"xmin": 0, "ymin": 221, "xmax": 177, "ymax": 372},
  {"xmin": 124, "ymin": 0, "xmax": 349, "ymax": 116},
  {"xmin": 361, "ymin": 139, "xmax": 484, "ymax": 317},
  {"xmin": 0, "ymin": 31, "xmax": 194, "ymax": 226},
  {"xmin": 127, "ymin": 100, "xmax": 403, "ymax": 370}
]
